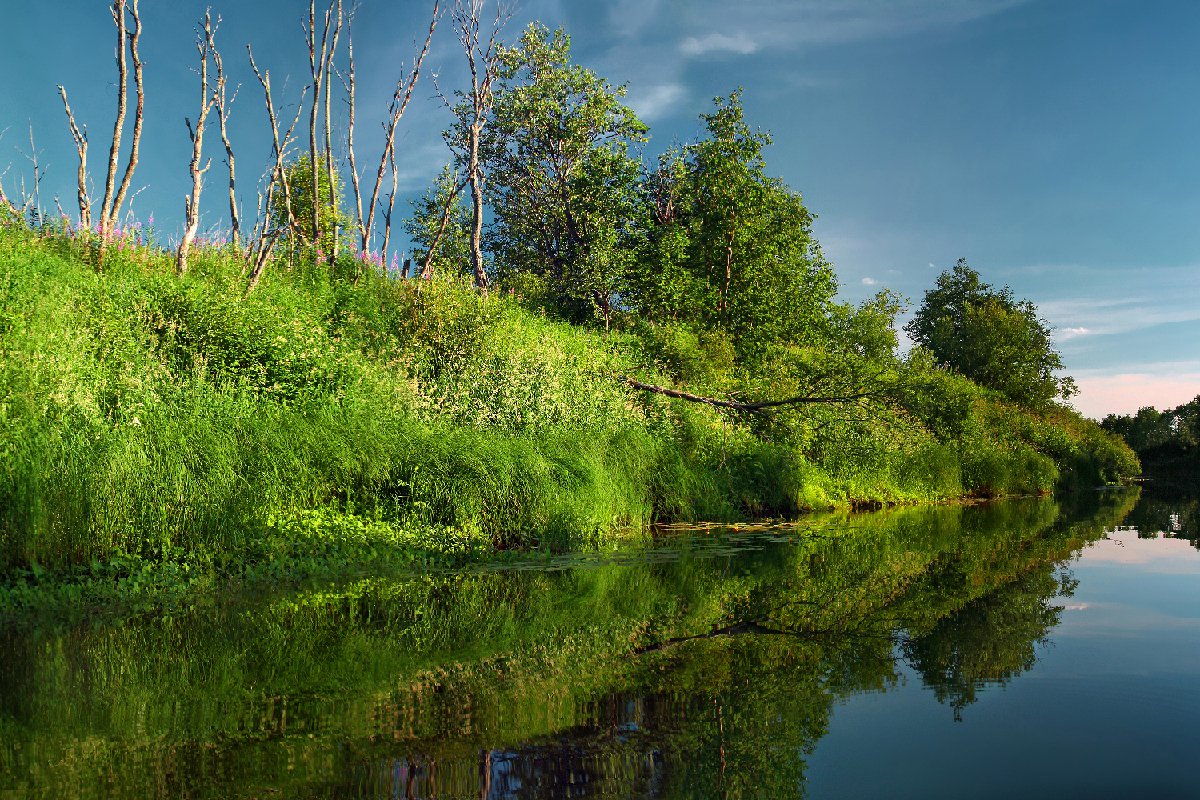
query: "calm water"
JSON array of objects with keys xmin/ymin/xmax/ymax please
[{"xmin": 1, "ymin": 489, "xmax": 1197, "ymax": 799}]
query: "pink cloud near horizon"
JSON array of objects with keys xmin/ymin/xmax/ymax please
[{"xmin": 1072, "ymin": 371, "xmax": 1200, "ymax": 419}]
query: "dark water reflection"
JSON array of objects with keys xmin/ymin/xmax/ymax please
[{"xmin": 2, "ymin": 489, "xmax": 1197, "ymax": 799}]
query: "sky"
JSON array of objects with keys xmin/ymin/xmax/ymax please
[{"xmin": 1, "ymin": 0, "xmax": 1198, "ymax": 419}]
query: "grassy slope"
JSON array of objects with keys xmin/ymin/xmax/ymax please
[{"xmin": 0, "ymin": 223, "xmax": 1138, "ymax": 586}]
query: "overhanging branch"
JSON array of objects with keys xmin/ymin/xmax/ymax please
[{"xmin": 618, "ymin": 376, "xmax": 901, "ymax": 415}]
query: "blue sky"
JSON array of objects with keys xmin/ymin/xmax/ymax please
[{"xmin": 2, "ymin": 0, "xmax": 1197, "ymax": 418}]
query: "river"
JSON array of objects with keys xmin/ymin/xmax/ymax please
[{"xmin": 1, "ymin": 488, "xmax": 1196, "ymax": 798}]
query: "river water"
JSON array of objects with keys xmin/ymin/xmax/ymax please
[{"xmin": 1, "ymin": 489, "xmax": 1196, "ymax": 799}]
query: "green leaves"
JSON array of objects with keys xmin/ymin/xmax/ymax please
[
  {"xmin": 628, "ymin": 91, "xmax": 837, "ymax": 357},
  {"xmin": 905, "ymin": 259, "xmax": 1073, "ymax": 409},
  {"xmin": 485, "ymin": 24, "xmax": 648, "ymax": 326}
]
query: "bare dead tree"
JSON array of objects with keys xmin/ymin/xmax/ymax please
[
  {"xmin": 19, "ymin": 124, "xmax": 47, "ymax": 222},
  {"xmin": 362, "ymin": 1, "xmax": 439, "ymax": 255},
  {"xmin": 381, "ymin": 122, "xmax": 400, "ymax": 260},
  {"xmin": 210, "ymin": 30, "xmax": 241, "ymax": 246},
  {"xmin": 419, "ymin": 172, "xmax": 468, "ymax": 279},
  {"xmin": 443, "ymin": 0, "xmax": 510, "ymax": 289},
  {"xmin": 341, "ymin": 10, "xmax": 366, "ymax": 250},
  {"xmin": 618, "ymin": 377, "xmax": 904, "ymax": 415},
  {"xmin": 56, "ymin": 87, "xmax": 92, "ymax": 230},
  {"xmin": 246, "ymin": 80, "xmax": 310, "ymax": 293},
  {"xmin": 177, "ymin": 13, "xmax": 217, "ymax": 276},
  {"xmin": 323, "ymin": 0, "xmax": 343, "ymax": 259},
  {"xmin": 110, "ymin": 0, "xmax": 143, "ymax": 232},
  {"xmin": 305, "ymin": 0, "xmax": 342, "ymax": 261}
]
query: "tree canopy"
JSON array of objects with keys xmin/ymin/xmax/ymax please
[
  {"xmin": 627, "ymin": 91, "xmax": 837, "ymax": 357},
  {"xmin": 905, "ymin": 259, "xmax": 1074, "ymax": 408}
]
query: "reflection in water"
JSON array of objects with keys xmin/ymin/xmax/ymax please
[{"xmin": 0, "ymin": 489, "xmax": 1177, "ymax": 798}]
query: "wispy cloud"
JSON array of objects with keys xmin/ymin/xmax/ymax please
[
  {"xmin": 674, "ymin": 0, "xmax": 1031, "ymax": 53},
  {"xmin": 627, "ymin": 83, "xmax": 688, "ymax": 121},
  {"xmin": 680, "ymin": 32, "xmax": 759, "ymax": 57},
  {"xmin": 861, "ymin": 276, "xmax": 877, "ymax": 286}
]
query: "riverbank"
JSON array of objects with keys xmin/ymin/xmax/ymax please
[{"xmin": 0, "ymin": 221, "xmax": 1138, "ymax": 615}]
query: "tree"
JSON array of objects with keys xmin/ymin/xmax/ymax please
[
  {"xmin": 270, "ymin": 158, "xmax": 349, "ymax": 255},
  {"xmin": 485, "ymin": 24, "xmax": 648, "ymax": 326},
  {"xmin": 406, "ymin": 163, "xmax": 472, "ymax": 278},
  {"xmin": 628, "ymin": 92, "xmax": 837, "ymax": 356},
  {"xmin": 442, "ymin": 0, "xmax": 510, "ymax": 289},
  {"xmin": 905, "ymin": 259, "xmax": 1074, "ymax": 408}
]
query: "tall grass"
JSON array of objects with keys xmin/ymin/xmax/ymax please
[{"xmin": 0, "ymin": 220, "xmax": 1139, "ymax": 574}]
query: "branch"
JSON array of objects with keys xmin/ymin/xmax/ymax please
[
  {"xmin": 618, "ymin": 376, "xmax": 901, "ymax": 415},
  {"xmin": 111, "ymin": 0, "xmax": 143, "ymax": 227},
  {"xmin": 100, "ymin": 0, "xmax": 129, "ymax": 237},
  {"xmin": 57, "ymin": 85, "xmax": 91, "ymax": 230}
]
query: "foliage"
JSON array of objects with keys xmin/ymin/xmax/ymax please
[
  {"xmin": 1103, "ymin": 396, "xmax": 1199, "ymax": 487},
  {"xmin": 404, "ymin": 162, "xmax": 471, "ymax": 278},
  {"xmin": 486, "ymin": 24, "xmax": 648, "ymax": 326},
  {"xmin": 627, "ymin": 91, "xmax": 838, "ymax": 357},
  {"xmin": 905, "ymin": 258, "xmax": 1074, "ymax": 408},
  {"xmin": 269, "ymin": 158, "xmax": 351, "ymax": 255}
]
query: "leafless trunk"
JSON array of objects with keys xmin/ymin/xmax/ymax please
[
  {"xmin": 306, "ymin": 0, "xmax": 340, "ymax": 260},
  {"xmin": 99, "ymin": 0, "xmax": 128, "ymax": 239},
  {"xmin": 21, "ymin": 125, "xmax": 45, "ymax": 221},
  {"xmin": 381, "ymin": 136, "xmax": 399, "ymax": 261},
  {"xmin": 57, "ymin": 86, "xmax": 91, "ymax": 230},
  {"xmin": 420, "ymin": 173, "xmax": 468, "ymax": 279},
  {"xmin": 247, "ymin": 94, "xmax": 309, "ymax": 292},
  {"xmin": 324, "ymin": 0, "xmax": 342, "ymax": 259},
  {"xmin": 618, "ymin": 377, "xmax": 900, "ymax": 415},
  {"xmin": 342, "ymin": 13, "xmax": 366, "ymax": 251},
  {"xmin": 247, "ymin": 44, "xmax": 309, "ymax": 292},
  {"xmin": 363, "ymin": 2, "xmax": 439, "ymax": 252},
  {"xmin": 448, "ymin": 0, "xmax": 510, "ymax": 289},
  {"xmin": 110, "ymin": 0, "xmax": 142, "ymax": 230},
  {"xmin": 177, "ymin": 13, "xmax": 216, "ymax": 276},
  {"xmin": 211, "ymin": 35, "xmax": 240, "ymax": 246}
]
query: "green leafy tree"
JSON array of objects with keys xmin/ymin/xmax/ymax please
[
  {"xmin": 485, "ymin": 23, "xmax": 648, "ymax": 327},
  {"xmin": 905, "ymin": 259, "xmax": 1074, "ymax": 407},
  {"xmin": 629, "ymin": 91, "xmax": 838, "ymax": 357},
  {"xmin": 270, "ymin": 158, "xmax": 349, "ymax": 256},
  {"xmin": 405, "ymin": 163, "xmax": 472, "ymax": 278}
]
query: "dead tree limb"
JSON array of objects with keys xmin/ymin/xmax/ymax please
[
  {"xmin": 57, "ymin": 86, "xmax": 91, "ymax": 230},
  {"xmin": 98, "ymin": 0, "xmax": 129, "ymax": 238},
  {"xmin": 323, "ymin": 0, "xmax": 343, "ymax": 259},
  {"xmin": 177, "ymin": 12, "xmax": 216, "ymax": 276},
  {"xmin": 246, "ymin": 92, "xmax": 309, "ymax": 292},
  {"xmin": 363, "ymin": 1, "xmax": 439, "ymax": 253},
  {"xmin": 618, "ymin": 377, "xmax": 901, "ymax": 415},
  {"xmin": 110, "ymin": 0, "xmax": 143, "ymax": 230},
  {"xmin": 420, "ymin": 173, "xmax": 468, "ymax": 279},
  {"xmin": 211, "ymin": 28, "xmax": 240, "ymax": 246},
  {"xmin": 341, "ymin": 11, "xmax": 366, "ymax": 251},
  {"xmin": 448, "ymin": 0, "xmax": 510, "ymax": 289}
]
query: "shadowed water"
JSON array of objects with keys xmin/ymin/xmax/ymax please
[{"xmin": 1, "ymin": 489, "xmax": 1197, "ymax": 799}]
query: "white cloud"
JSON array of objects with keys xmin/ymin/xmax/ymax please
[
  {"xmin": 861, "ymin": 277, "xmax": 877, "ymax": 286},
  {"xmin": 680, "ymin": 32, "xmax": 759, "ymax": 57},
  {"xmin": 627, "ymin": 83, "xmax": 687, "ymax": 121},
  {"xmin": 674, "ymin": 0, "xmax": 1031, "ymax": 53},
  {"xmin": 1056, "ymin": 326, "xmax": 1091, "ymax": 341}
]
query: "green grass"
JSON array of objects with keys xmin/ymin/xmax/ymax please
[{"xmin": 0, "ymin": 219, "xmax": 1139, "ymax": 595}]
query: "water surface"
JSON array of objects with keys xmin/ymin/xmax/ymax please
[{"xmin": 1, "ymin": 489, "xmax": 1196, "ymax": 798}]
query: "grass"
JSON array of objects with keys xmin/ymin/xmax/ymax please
[{"xmin": 0, "ymin": 217, "xmax": 1140, "ymax": 605}]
